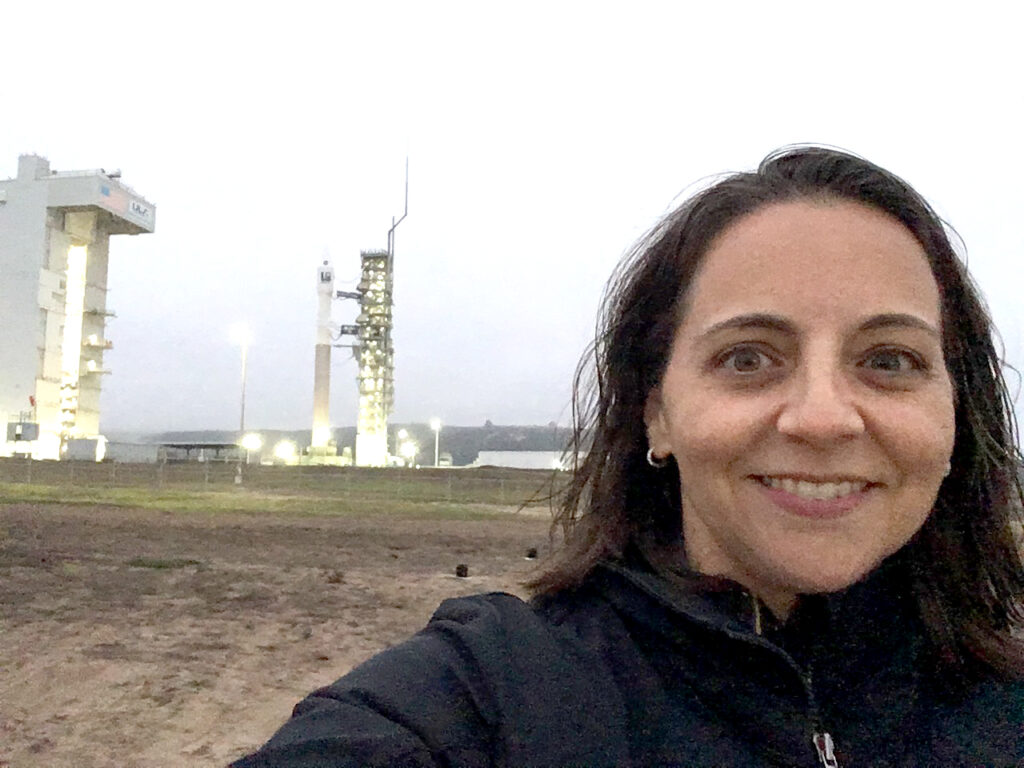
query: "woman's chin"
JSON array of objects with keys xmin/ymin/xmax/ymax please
[{"xmin": 752, "ymin": 556, "xmax": 885, "ymax": 607}]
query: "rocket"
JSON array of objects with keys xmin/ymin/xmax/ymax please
[{"xmin": 311, "ymin": 260, "xmax": 334, "ymax": 448}]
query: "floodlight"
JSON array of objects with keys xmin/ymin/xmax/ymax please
[{"xmin": 273, "ymin": 439, "xmax": 297, "ymax": 463}]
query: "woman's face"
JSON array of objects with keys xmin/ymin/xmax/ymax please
[{"xmin": 644, "ymin": 200, "xmax": 955, "ymax": 614}]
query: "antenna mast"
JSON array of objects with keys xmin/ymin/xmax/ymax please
[{"xmin": 387, "ymin": 157, "xmax": 409, "ymax": 257}]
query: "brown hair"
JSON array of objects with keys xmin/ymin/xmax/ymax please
[{"xmin": 530, "ymin": 146, "xmax": 1024, "ymax": 682}]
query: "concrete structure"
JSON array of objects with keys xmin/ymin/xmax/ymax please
[
  {"xmin": 104, "ymin": 441, "xmax": 163, "ymax": 464},
  {"xmin": 0, "ymin": 155, "xmax": 155, "ymax": 459}
]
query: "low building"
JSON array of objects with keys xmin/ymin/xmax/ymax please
[{"xmin": 474, "ymin": 450, "xmax": 568, "ymax": 470}]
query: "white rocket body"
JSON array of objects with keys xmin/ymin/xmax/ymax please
[{"xmin": 311, "ymin": 261, "xmax": 334, "ymax": 448}]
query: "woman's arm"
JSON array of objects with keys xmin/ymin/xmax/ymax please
[{"xmin": 230, "ymin": 594, "xmax": 527, "ymax": 768}]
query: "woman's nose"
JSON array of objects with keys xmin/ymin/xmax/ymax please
[{"xmin": 775, "ymin": 366, "xmax": 865, "ymax": 444}]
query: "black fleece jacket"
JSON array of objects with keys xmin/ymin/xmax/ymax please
[{"xmin": 232, "ymin": 560, "xmax": 1024, "ymax": 767}]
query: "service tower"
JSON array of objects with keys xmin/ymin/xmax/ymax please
[
  {"xmin": 352, "ymin": 249, "xmax": 394, "ymax": 466},
  {"xmin": 0, "ymin": 155, "xmax": 155, "ymax": 460},
  {"xmin": 310, "ymin": 160, "xmax": 406, "ymax": 467}
]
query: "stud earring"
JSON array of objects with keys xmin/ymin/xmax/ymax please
[{"xmin": 646, "ymin": 448, "xmax": 669, "ymax": 469}]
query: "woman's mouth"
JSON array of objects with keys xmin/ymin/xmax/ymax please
[
  {"xmin": 753, "ymin": 475, "xmax": 875, "ymax": 519},
  {"xmin": 756, "ymin": 476, "xmax": 869, "ymax": 500}
]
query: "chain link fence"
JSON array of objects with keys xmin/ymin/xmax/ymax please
[{"xmin": 0, "ymin": 457, "xmax": 564, "ymax": 507}]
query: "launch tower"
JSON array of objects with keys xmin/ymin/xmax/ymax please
[
  {"xmin": 309, "ymin": 161, "xmax": 406, "ymax": 467},
  {"xmin": 0, "ymin": 155, "xmax": 155, "ymax": 459},
  {"xmin": 352, "ymin": 249, "xmax": 394, "ymax": 466}
]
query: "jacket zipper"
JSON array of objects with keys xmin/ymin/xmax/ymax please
[
  {"xmin": 605, "ymin": 565, "xmax": 846, "ymax": 768},
  {"xmin": 751, "ymin": 593, "xmax": 841, "ymax": 768},
  {"xmin": 813, "ymin": 731, "xmax": 839, "ymax": 767},
  {"xmin": 804, "ymin": 665, "xmax": 841, "ymax": 768}
]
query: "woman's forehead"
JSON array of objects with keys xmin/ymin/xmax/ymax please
[{"xmin": 679, "ymin": 200, "xmax": 942, "ymax": 334}]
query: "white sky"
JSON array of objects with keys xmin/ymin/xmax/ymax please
[{"xmin": 3, "ymin": 1, "xmax": 1022, "ymax": 432}]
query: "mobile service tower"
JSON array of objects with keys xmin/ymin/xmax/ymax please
[{"xmin": 0, "ymin": 154, "xmax": 155, "ymax": 460}]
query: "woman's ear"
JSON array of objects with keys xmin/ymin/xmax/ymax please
[{"xmin": 643, "ymin": 387, "xmax": 671, "ymax": 458}]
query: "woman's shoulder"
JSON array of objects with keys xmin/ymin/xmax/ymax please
[
  {"xmin": 430, "ymin": 578, "xmax": 615, "ymax": 631},
  {"xmin": 421, "ymin": 581, "xmax": 629, "ymax": 666},
  {"xmin": 928, "ymin": 676, "xmax": 1024, "ymax": 762},
  {"xmin": 232, "ymin": 588, "xmax": 634, "ymax": 767}
]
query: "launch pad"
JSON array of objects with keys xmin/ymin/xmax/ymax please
[{"xmin": 309, "ymin": 163, "xmax": 406, "ymax": 467}]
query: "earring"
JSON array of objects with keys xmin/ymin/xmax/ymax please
[
  {"xmin": 646, "ymin": 448, "xmax": 669, "ymax": 469},
  {"xmin": 944, "ymin": 460, "xmax": 952, "ymax": 477}
]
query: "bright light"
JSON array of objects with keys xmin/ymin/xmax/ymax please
[
  {"xmin": 312, "ymin": 425, "xmax": 332, "ymax": 447},
  {"xmin": 399, "ymin": 439, "xmax": 418, "ymax": 460},
  {"xmin": 240, "ymin": 433, "xmax": 263, "ymax": 452},
  {"xmin": 397, "ymin": 428, "xmax": 409, "ymax": 440},
  {"xmin": 429, "ymin": 417, "xmax": 441, "ymax": 432},
  {"xmin": 273, "ymin": 439, "xmax": 297, "ymax": 463},
  {"xmin": 229, "ymin": 323, "xmax": 252, "ymax": 346}
]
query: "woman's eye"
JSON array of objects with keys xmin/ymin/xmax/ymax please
[
  {"xmin": 862, "ymin": 348, "xmax": 923, "ymax": 374},
  {"xmin": 718, "ymin": 346, "xmax": 775, "ymax": 374}
]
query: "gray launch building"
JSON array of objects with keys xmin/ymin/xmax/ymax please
[{"xmin": 0, "ymin": 155, "xmax": 155, "ymax": 459}]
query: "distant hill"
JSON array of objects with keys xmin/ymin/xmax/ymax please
[{"xmin": 131, "ymin": 423, "xmax": 573, "ymax": 467}]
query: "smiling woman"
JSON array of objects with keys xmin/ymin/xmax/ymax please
[
  {"xmin": 232, "ymin": 149, "xmax": 1024, "ymax": 767},
  {"xmin": 642, "ymin": 200, "xmax": 957, "ymax": 618}
]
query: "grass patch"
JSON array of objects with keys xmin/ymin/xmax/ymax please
[
  {"xmin": 126, "ymin": 556, "xmax": 203, "ymax": 570},
  {"xmin": 60, "ymin": 562, "xmax": 84, "ymax": 577},
  {"xmin": 0, "ymin": 482, "xmax": 548, "ymax": 522}
]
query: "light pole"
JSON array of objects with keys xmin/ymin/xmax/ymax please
[
  {"xmin": 429, "ymin": 417, "xmax": 441, "ymax": 468},
  {"xmin": 229, "ymin": 324, "xmax": 252, "ymax": 434}
]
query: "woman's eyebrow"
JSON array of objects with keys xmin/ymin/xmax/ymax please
[
  {"xmin": 698, "ymin": 312, "xmax": 941, "ymax": 341},
  {"xmin": 698, "ymin": 313, "xmax": 796, "ymax": 339},
  {"xmin": 858, "ymin": 313, "xmax": 941, "ymax": 340}
]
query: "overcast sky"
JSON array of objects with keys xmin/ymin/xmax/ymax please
[{"xmin": 3, "ymin": 1, "xmax": 1022, "ymax": 433}]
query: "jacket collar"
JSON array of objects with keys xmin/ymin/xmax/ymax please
[{"xmin": 592, "ymin": 552, "xmax": 924, "ymax": 675}]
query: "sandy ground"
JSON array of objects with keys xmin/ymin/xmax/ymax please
[{"xmin": 0, "ymin": 502, "xmax": 553, "ymax": 767}]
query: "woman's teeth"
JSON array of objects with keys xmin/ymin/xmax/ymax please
[{"xmin": 759, "ymin": 476, "xmax": 867, "ymax": 500}]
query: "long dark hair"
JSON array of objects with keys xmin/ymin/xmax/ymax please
[{"xmin": 529, "ymin": 146, "xmax": 1024, "ymax": 681}]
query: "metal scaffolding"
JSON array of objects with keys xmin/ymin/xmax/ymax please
[
  {"xmin": 324, "ymin": 158, "xmax": 407, "ymax": 467},
  {"xmin": 352, "ymin": 249, "xmax": 394, "ymax": 465}
]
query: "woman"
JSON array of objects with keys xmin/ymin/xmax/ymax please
[{"xmin": 233, "ymin": 147, "xmax": 1024, "ymax": 767}]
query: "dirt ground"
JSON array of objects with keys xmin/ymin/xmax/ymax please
[{"xmin": 0, "ymin": 501, "xmax": 554, "ymax": 767}]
